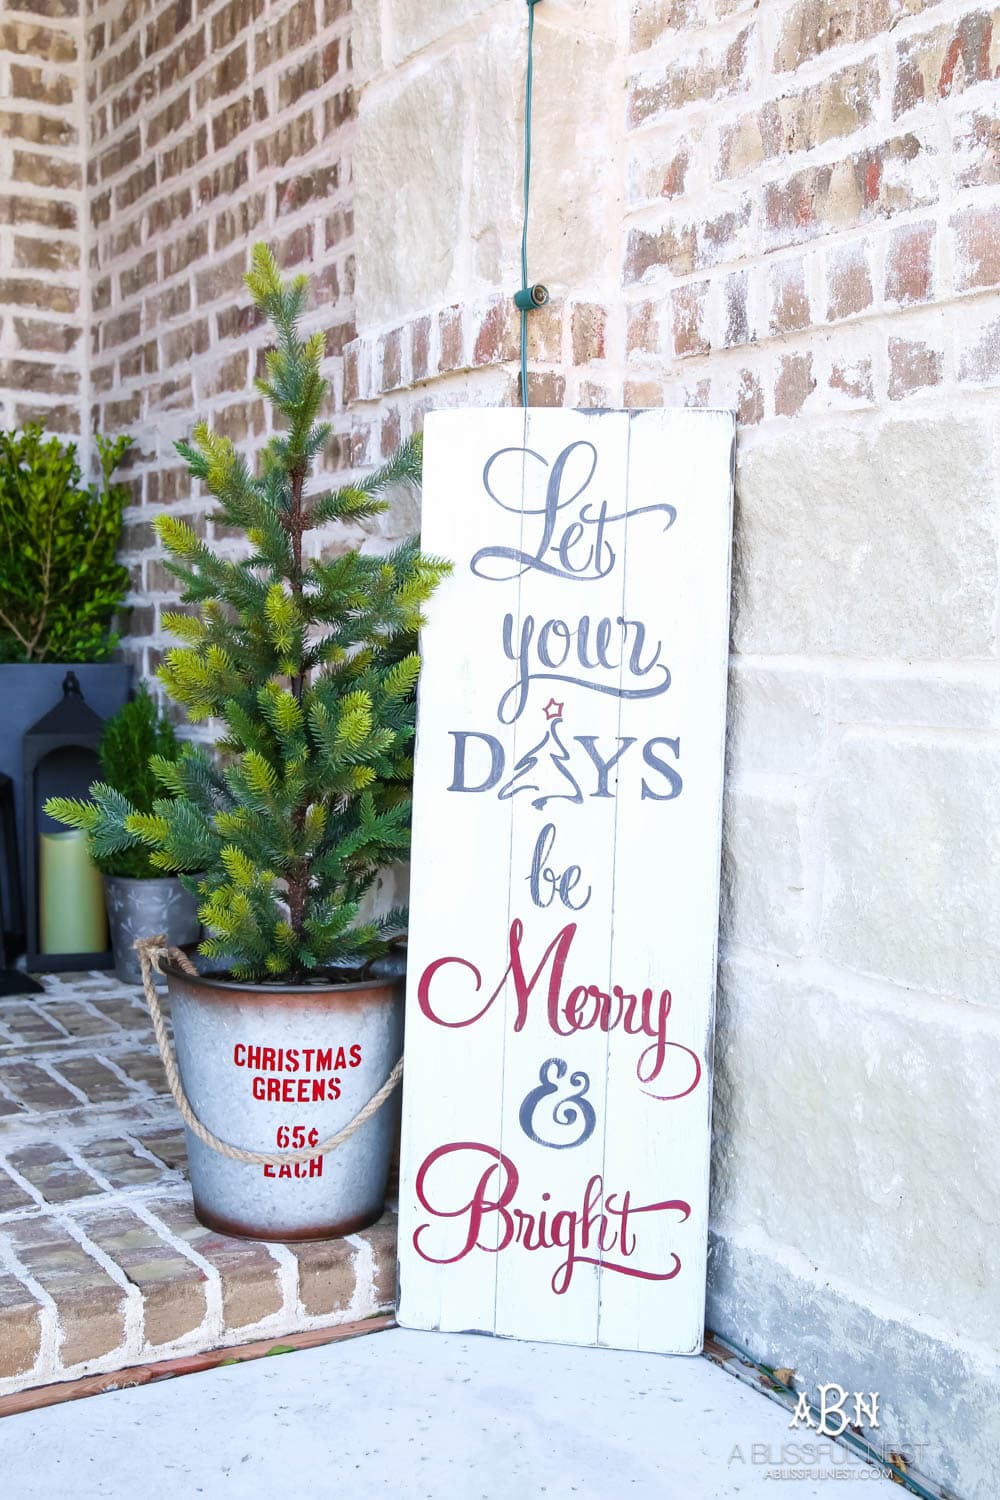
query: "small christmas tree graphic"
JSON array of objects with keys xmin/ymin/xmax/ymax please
[{"xmin": 498, "ymin": 700, "xmax": 583, "ymax": 810}]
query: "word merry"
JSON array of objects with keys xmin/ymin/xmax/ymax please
[
  {"xmin": 471, "ymin": 440, "xmax": 676, "ymax": 585},
  {"xmin": 413, "ymin": 1140, "xmax": 690, "ymax": 1295},
  {"xmin": 417, "ymin": 919, "xmax": 702, "ymax": 1099},
  {"xmin": 498, "ymin": 612, "xmax": 669, "ymax": 724}
]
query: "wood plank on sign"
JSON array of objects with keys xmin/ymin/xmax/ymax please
[{"xmin": 397, "ymin": 407, "xmax": 735, "ymax": 1354}]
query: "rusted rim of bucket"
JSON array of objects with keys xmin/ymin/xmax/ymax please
[{"xmin": 159, "ymin": 959, "xmax": 404, "ymax": 1008}]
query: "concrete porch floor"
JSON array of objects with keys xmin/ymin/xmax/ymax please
[
  {"xmin": 0, "ymin": 969, "xmax": 395, "ymax": 1396},
  {"xmin": 1, "ymin": 1326, "xmax": 872, "ymax": 1498}
]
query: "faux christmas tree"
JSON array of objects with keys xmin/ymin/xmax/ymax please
[{"xmin": 48, "ymin": 245, "xmax": 449, "ymax": 983}]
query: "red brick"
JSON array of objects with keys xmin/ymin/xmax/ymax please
[
  {"xmin": 769, "ymin": 258, "xmax": 811, "ymax": 334},
  {"xmin": 774, "ymin": 0, "xmax": 890, "ymax": 71},
  {"xmin": 627, "ymin": 300, "xmax": 658, "ymax": 357},
  {"xmin": 958, "ymin": 315, "xmax": 1000, "ymax": 383},
  {"xmin": 953, "ymin": 206, "xmax": 1000, "ymax": 291},
  {"xmin": 893, "ymin": 12, "xmax": 997, "ymax": 118},
  {"xmin": 889, "ymin": 337, "xmax": 944, "ymax": 398},
  {"xmin": 438, "ymin": 305, "xmax": 463, "ymax": 371},
  {"xmin": 774, "ymin": 352, "xmax": 816, "ymax": 416},
  {"xmin": 380, "ymin": 327, "xmax": 402, "ymax": 389},
  {"xmin": 474, "ymin": 299, "xmax": 518, "ymax": 367},
  {"xmin": 830, "ymin": 358, "xmax": 875, "ymax": 402},
  {"xmin": 411, "ymin": 315, "xmax": 431, "ymax": 383},
  {"xmin": 764, "ymin": 136, "xmax": 934, "ymax": 248},
  {"xmin": 671, "ymin": 281, "xmax": 710, "ymax": 357},
  {"xmin": 571, "ymin": 303, "xmax": 607, "ymax": 364},
  {"xmin": 825, "ymin": 241, "xmax": 874, "ymax": 320},
  {"xmin": 624, "ymin": 221, "xmax": 696, "ymax": 283},
  {"xmin": 885, "ymin": 222, "xmax": 934, "ymax": 305},
  {"xmin": 736, "ymin": 369, "xmax": 764, "ymax": 425},
  {"xmin": 954, "ymin": 101, "xmax": 1000, "ymax": 189},
  {"xmin": 629, "ymin": 28, "xmax": 751, "ymax": 128}
]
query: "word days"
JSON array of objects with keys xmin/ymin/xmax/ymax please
[
  {"xmin": 417, "ymin": 919, "xmax": 702, "ymax": 1100},
  {"xmin": 414, "ymin": 1142, "xmax": 691, "ymax": 1295}
]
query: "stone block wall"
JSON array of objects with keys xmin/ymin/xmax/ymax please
[{"xmin": 0, "ymin": 0, "xmax": 88, "ymax": 436}]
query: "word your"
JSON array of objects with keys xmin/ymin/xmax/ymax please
[
  {"xmin": 417, "ymin": 919, "xmax": 702, "ymax": 1100},
  {"xmin": 790, "ymin": 1386, "xmax": 880, "ymax": 1439},
  {"xmin": 470, "ymin": 440, "xmax": 676, "ymax": 585},
  {"xmin": 497, "ymin": 613, "xmax": 670, "ymax": 724},
  {"xmin": 413, "ymin": 1140, "xmax": 690, "ymax": 1294}
]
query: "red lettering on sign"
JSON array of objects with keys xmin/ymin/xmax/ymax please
[
  {"xmin": 417, "ymin": 919, "xmax": 701, "ymax": 1099},
  {"xmin": 413, "ymin": 1141, "xmax": 689, "ymax": 1295}
]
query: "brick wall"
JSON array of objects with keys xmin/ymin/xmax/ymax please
[
  {"xmin": 0, "ymin": 1, "xmax": 88, "ymax": 436},
  {"xmin": 85, "ymin": 0, "xmax": 358, "ymax": 677}
]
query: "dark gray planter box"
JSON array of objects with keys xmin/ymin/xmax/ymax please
[{"xmin": 0, "ymin": 662, "xmax": 132, "ymax": 942}]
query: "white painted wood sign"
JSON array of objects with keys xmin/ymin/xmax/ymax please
[{"xmin": 397, "ymin": 407, "xmax": 735, "ymax": 1354}]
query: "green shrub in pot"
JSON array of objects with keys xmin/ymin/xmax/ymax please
[
  {"xmin": 0, "ymin": 425, "xmax": 131, "ymax": 664},
  {"xmin": 44, "ymin": 246, "xmax": 450, "ymax": 1240},
  {"xmin": 0, "ymin": 427, "xmax": 133, "ymax": 914},
  {"xmin": 60, "ymin": 685, "xmax": 201, "ymax": 984}
]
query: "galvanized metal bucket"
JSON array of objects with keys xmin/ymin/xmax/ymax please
[
  {"xmin": 104, "ymin": 876, "xmax": 201, "ymax": 985},
  {"xmin": 161, "ymin": 961, "xmax": 403, "ymax": 1241}
]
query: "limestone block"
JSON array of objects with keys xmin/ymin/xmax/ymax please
[
  {"xmin": 353, "ymin": 2, "xmax": 383, "ymax": 86},
  {"xmin": 712, "ymin": 955, "xmax": 1000, "ymax": 1345},
  {"xmin": 834, "ymin": 668, "xmax": 1000, "ymax": 731},
  {"xmin": 820, "ymin": 731, "xmax": 1000, "ymax": 1006},
  {"xmin": 388, "ymin": 0, "xmax": 499, "ymax": 63},
  {"xmin": 733, "ymin": 419, "xmax": 998, "ymax": 656},
  {"xmin": 354, "ymin": 55, "xmax": 467, "ymax": 327},
  {"xmin": 468, "ymin": 19, "xmax": 617, "ymax": 291},
  {"xmin": 727, "ymin": 663, "xmax": 827, "ymax": 774},
  {"xmin": 721, "ymin": 786, "xmax": 809, "ymax": 954}
]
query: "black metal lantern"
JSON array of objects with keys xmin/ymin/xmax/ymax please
[
  {"xmin": 23, "ymin": 671, "xmax": 112, "ymax": 973},
  {"xmin": 0, "ymin": 771, "xmax": 43, "ymax": 994}
]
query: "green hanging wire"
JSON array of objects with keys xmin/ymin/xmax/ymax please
[{"xmin": 519, "ymin": 1, "xmax": 541, "ymax": 407}]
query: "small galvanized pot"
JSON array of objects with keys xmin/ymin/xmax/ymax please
[
  {"xmin": 160, "ymin": 960, "xmax": 403, "ymax": 1242},
  {"xmin": 104, "ymin": 876, "xmax": 200, "ymax": 986}
]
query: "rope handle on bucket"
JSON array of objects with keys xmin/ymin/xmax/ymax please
[{"xmin": 134, "ymin": 935, "xmax": 403, "ymax": 1168}]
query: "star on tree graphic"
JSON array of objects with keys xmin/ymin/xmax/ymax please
[{"xmin": 498, "ymin": 701, "xmax": 583, "ymax": 810}]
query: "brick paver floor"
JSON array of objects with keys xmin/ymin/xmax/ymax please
[{"xmin": 0, "ymin": 970, "xmax": 396, "ymax": 1398}]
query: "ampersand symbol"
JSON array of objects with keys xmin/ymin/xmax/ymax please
[{"xmin": 518, "ymin": 1058, "xmax": 596, "ymax": 1150}]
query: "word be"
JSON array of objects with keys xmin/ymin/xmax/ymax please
[{"xmin": 413, "ymin": 1140, "xmax": 690, "ymax": 1294}]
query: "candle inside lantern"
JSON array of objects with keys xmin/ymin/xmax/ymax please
[{"xmin": 39, "ymin": 830, "xmax": 107, "ymax": 955}]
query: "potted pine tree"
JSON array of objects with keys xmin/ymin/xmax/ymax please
[
  {"xmin": 46, "ymin": 247, "xmax": 448, "ymax": 1240},
  {"xmin": 89, "ymin": 685, "xmax": 201, "ymax": 985}
]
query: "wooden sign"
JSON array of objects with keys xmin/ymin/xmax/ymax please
[{"xmin": 397, "ymin": 408, "xmax": 735, "ymax": 1354}]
